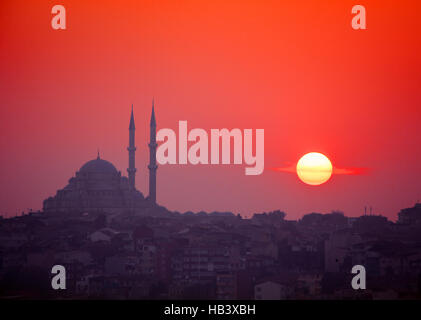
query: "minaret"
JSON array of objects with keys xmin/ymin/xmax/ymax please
[
  {"xmin": 127, "ymin": 104, "xmax": 137, "ymax": 190},
  {"xmin": 148, "ymin": 99, "xmax": 157, "ymax": 204}
]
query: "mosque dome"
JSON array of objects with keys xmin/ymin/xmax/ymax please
[{"xmin": 79, "ymin": 156, "xmax": 118, "ymax": 174}]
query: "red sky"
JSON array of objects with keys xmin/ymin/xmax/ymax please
[{"xmin": 0, "ymin": 0, "xmax": 420, "ymax": 220}]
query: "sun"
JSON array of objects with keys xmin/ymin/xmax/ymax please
[{"xmin": 296, "ymin": 152, "xmax": 333, "ymax": 186}]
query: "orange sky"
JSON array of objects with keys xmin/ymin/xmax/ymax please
[{"xmin": 0, "ymin": 0, "xmax": 420, "ymax": 219}]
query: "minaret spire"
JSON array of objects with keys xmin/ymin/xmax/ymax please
[
  {"xmin": 129, "ymin": 104, "xmax": 135, "ymax": 130},
  {"xmin": 127, "ymin": 104, "xmax": 137, "ymax": 190},
  {"xmin": 150, "ymin": 98, "xmax": 156, "ymax": 126},
  {"xmin": 148, "ymin": 99, "xmax": 157, "ymax": 204}
]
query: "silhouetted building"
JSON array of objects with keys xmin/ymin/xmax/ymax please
[
  {"xmin": 398, "ymin": 203, "xmax": 421, "ymax": 225},
  {"xmin": 43, "ymin": 105, "xmax": 156, "ymax": 214}
]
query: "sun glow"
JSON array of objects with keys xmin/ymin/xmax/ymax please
[{"xmin": 296, "ymin": 152, "xmax": 333, "ymax": 186}]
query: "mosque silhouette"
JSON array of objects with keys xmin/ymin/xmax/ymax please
[{"xmin": 43, "ymin": 101, "xmax": 158, "ymax": 215}]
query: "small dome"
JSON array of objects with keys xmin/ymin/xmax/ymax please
[{"xmin": 79, "ymin": 157, "xmax": 118, "ymax": 174}]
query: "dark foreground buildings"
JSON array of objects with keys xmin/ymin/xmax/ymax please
[{"xmin": 0, "ymin": 203, "xmax": 420, "ymax": 300}]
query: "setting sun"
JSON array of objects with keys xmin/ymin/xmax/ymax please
[{"xmin": 296, "ymin": 152, "xmax": 333, "ymax": 186}]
